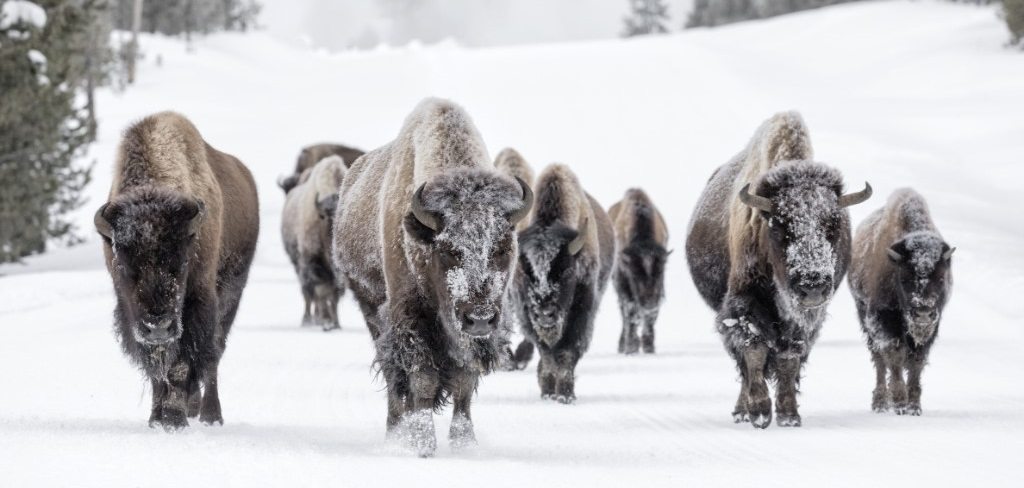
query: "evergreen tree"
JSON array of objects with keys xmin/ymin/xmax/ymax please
[
  {"xmin": 0, "ymin": 0, "xmax": 109, "ymax": 262},
  {"xmin": 623, "ymin": 0, "xmax": 670, "ymax": 37}
]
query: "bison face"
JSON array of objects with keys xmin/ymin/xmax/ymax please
[
  {"xmin": 518, "ymin": 223, "xmax": 587, "ymax": 344},
  {"xmin": 618, "ymin": 243, "xmax": 670, "ymax": 313},
  {"xmin": 96, "ymin": 193, "xmax": 203, "ymax": 346},
  {"xmin": 888, "ymin": 232, "xmax": 954, "ymax": 344},
  {"xmin": 740, "ymin": 162, "xmax": 871, "ymax": 312},
  {"xmin": 403, "ymin": 170, "xmax": 533, "ymax": 339}
]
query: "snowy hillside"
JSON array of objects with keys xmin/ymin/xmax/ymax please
[{"xmin": 1, "ymin": 1, "xmax": 1022, "ymax": 486}]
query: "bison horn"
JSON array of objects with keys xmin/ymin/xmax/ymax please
[
  {"xmin": 509, "ymin": 176, "xmax": 534, "ymax": 225},
  {"xmin": 738, "ymin": 184, "xmax": 772, "ymax": 212},
  {"xmin": 942, "ymin": 246, "xmax": 956, "ymax": 260},
  {"xmin": 411, "ymin": 183, "xmax": 440, "ymax": 231},
  {"xmin": 568, "ymin": 218, "xmax": 589, "ymax": 256},
  {"xmin": 887, "ymin": 247, "xmax": 903, "ymax": 263},
  {"xmin": 94, "ymin": 203, "xmax": 113, "ymax": 239},
  {"xmin": 839, "ymin": 182, "xmax": 872, "ymax": 208}
]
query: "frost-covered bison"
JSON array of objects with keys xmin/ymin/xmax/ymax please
[
  {"xmin": 279, "ymin": 142, "xmax": 364, "ymax": 194},
  {"xmin": 848, "ymin": 188, "xmax": 953, "ymax": 416},
  {"xmin": 515, "ymin": 164, "xmax": 614, "ymax": 403},
  {"xmin": 95, "ymin": 112, "xmax": 259, "ymax": 430},
  {"xmin": 609, "ymin": 188, "xmax": 670, "ymax": 354},
  {"xmin": 493, "ymin": 147, "xmax": 538, "ymax": 369},
  {"xmin": 281, "ymin": 155, "xmax": 347, "ymax": 331},
  {"xmin": 332, "ymin": 98, "xmax": 532, "ymax": 456},
  {"xmin": 685, "ymin": 111, "xmax": 871, "ymax": 428}
]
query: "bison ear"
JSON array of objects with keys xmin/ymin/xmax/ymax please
[
  {"xmin": 887, "ymin": 246, "xmax": 904, "ymax": 263},
  {"xmin": 95, "ymin": 203, "xmax": 113, "ymax": 240}
]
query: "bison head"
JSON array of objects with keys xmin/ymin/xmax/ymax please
[
  {"xmin": 740, "ymin": 161, "xmax": 871, "ymax": 310},
  {"xmin": 404, "ymin": 169, "xmax": 532, "ymax": 339},
  {"xmin": 95, "ymin": 189, "xmax": 204, "ymax": 346},
  {"xmin": 887, "ymin": 231, "xmax": 954, "ymax": 344},
  {"xmin": 517, "ymin": 219, "xmax": 590, "ymax": 345}
]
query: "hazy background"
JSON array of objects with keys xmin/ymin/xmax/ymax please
[{"xmin": 260, "ymin": 0, "xmax": 694, "ymax": 49}]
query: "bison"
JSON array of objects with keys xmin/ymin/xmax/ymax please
[
  {"xmin": 609, "ymin": 188, "xmax": 670, "ymax": 354},
  {"xmin": 685, "ymin": 111, "xmax": 870, "ymax": 428},
  {"xmin": 281, "ymin": 154, "xmax": 347, "ymax": 331},
  {"xmin": 94, "ymin": 112, "xmax": 259, "ymax": 430},
  {"xmin": 514, "ymin": 163, "xmax": 614, "ymax": 403},
  {"xmin": 332, "ymin": 98, "xmax": 532, "ymax": 456},
  {"xmin": 848, "ymin": 188, "xmax": 954, "ymax": 415},
  {"xmin": 279, "ymin": 143, "xmax": 364, "ymax": 194}
]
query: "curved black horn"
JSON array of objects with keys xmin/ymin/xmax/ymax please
[
  {"xmin": 94, "ymin": 203, "xmax": 112, "ymax": 239},
  {"xmin": 509, "ymin": 176, "xmax": 534, "ymax": 225},
  {"xmin": 568, "ymin": 218, "xmax": 589, "ymax": 256},
  {"xmin": 411, "ymin": 183, "xmax": 440, "ymax": 231},
  {"xmin": 738, "ymin": 184, "xmax": 772, "ymax": 212},
  {"xmin": 839, "ymin": 182, "xmax": 872, "ymax": 208}
]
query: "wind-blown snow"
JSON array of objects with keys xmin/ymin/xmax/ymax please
[
  {"xmin": 0, "ymin": 2, "xmax": 1022, "ymax": 487},
  {"xmin": 0, "ymin": 1, "xmax": 47, "ymax": 30}
]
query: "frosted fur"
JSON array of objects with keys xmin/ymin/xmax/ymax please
[
  {"xmin": 848, "ymin": 188, "xmax": 952, "ymax": 415},
  {"xmin": 332, "ymin": 98, "xmax": 525, "ymax": 455},
  {"xmin": 685, "ymin": 111, "xmax": 857, "ymax": 428}
]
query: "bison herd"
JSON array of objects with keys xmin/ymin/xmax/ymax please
[{"xmin": 95, "ymin": 100, "xmax": 955, "ymax": 455}]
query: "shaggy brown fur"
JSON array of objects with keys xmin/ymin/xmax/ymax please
[
  {"xmin": 514, "ymin": 164, "xmax": 614, "ymax": 402},
  {"xmin": 609, "ymin": 188, "xmax": 669, "ymax": 354},
  {"xmin": 281, "ymin": 155, "xmax": 347, "ymax": 330},
  {"xmin": 849, "ymin": 188, "xmax": 953, "ymax": 416},
  {"xmin": 685, "ymin": 111, "xmax": 870, "ymax": 429},
  {"xmin": 97, "ymin": 111, "xmax": 259, "ymax": 430},
  {"xmin": 332, "ymin": 98, "xmax": 531, "ymax": 457}
]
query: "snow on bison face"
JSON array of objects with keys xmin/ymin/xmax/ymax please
[
  {"xmin": 404, "ymin": 169, "xmax": 532, "ymax": 339},
  {"xmin": 887, "ymin": 232, "xmax": 954, "ymax": 344}
]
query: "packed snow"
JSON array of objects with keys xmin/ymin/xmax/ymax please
[{"xmin": 1, "ymin": 2, "xmax": 1022, "ymax": 487}]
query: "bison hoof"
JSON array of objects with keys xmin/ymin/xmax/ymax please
[
  {"xmin": 750, "ymin": 413, "xmax": 772, "ymax": 429},
  {"xmin": 872, "ymin": 402, "xmax": 890, "ymax": 413},
  {"xmin": 732, "ymin": 411, "xmax": 750, "ymax": 423},
  {"xmin": 776, "ymin": 414, "xmax": 802, "ymax": 427},
  {"xmin": 893, "ymin": 403, "xmax": 909, "ymax": 416},
  {"xmin": 321, "ymin": 323, "xmax": 341, "ymax": 332},
  {"xmin": 153, "ymin": 413, "xmax": 188, "ymax": 432},
  {"xmin": 553, "ymin": 394, "xmax": 576, "ymax": 405},
  {"xmin": 200, "ymin": 415, "xmax": 224, "ymax": 426},
  {"xmin": 397, "ymin": 409, "xmax": 437, "ymax": 458},
  {"xmin": 906, "ymin": 405, "xmax": 922, "ymax": 416}
]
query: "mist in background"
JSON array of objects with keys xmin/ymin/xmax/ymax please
[{"xmin": 260, "ymin": 0, "xmax": 694, "ymax": 49}]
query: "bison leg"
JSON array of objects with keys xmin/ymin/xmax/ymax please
[
  {"xmin": 385, "ymin": 383, "xmax": 407, "ymax": 435},
  {"xmin": 870, "ymin": 350, "xmax": 890, "ymax": 412},
  {"xmin": 732, "ymin": 370, "xmax": 749, "ymax": 423},
  {"xmin": 743, "ymin": 344, "xmax": 772, "ymax": 428},
  {"xmin": 511, "ymin": 340, "xmax": 534, "ymax": 370},
  {"xmin": 775, "ymin": 355, "xmax": 801, "ymax": 427},
  {"xmin": 617, "ymin": 301, "xmax": 640, "ymax": 355},
  {"xmin": 641, "ymin": 309, "xmax": 658, "ymax": 354},
  {"xmin": 186, "ymin": 376, "xmax": 201, "ymax": 418},
  {"xmin": 882, "ymin": 347, "xmax": 908, "ymax": 415},
  {"xmin": 906, "ymin": 352, "xmax": 926, "ymax": 416},
  {"xmin": 400, "ymin": 369, "xmax": 439, "ymax": 457},
  {"xmin": 157, "ymin": 361, "xmax": 191, "ymax": 431},
  {"xmin": 199, "ymin": 361, "xmax": 223, "ymax": 425},
  {"xmin": 148, "ymin": 377, "xmax": 167, "ymax": 427},
  {"xmin": 553, "ymin": 350, "xmax": 580, "ymax": 404},
  {"xmin": 537, "ymin": 350, "xmax": 557, "ymax": 399},
  {"xmin": 450, "ymin": 370, "xmax": 479, "ymax": 450},
  {"xmin": 300, "ymin": 285, "xmax": 314, "ymax": 327}
]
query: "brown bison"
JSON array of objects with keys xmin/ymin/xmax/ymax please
[
  {"xmin": 849, "ymin": 188, "xmax": 954, "ymax": 416},
  {"xmin": 279, "ymin": 143, "xmax": 364, "ymax": 194},
  {"xmin": 514, "ymin": 163, "xmax": 614, "ymax": 403},
  {"xmin": 281, "ymin": 155, "xmax": 347, "ymax": 331},
  {"xmin": 685, "ymin": 111, "xmax": 870, "ymax": 428},
  {"xmin": 332, "ymin": 98, "xmax": 532, "ymax": 456},
  {"xmin": 609, "ymin": 188, "xmax": 670, "ymax": 354},
  {"xmin": 94, "ymin": 112, "xmax": 259, "ymax": 430}
]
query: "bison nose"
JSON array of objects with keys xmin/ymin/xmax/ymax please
[
  {"xmin": 913, "ymin": 308, "xmax": 938, "ymax": 324},
  {"xmin": 144, "ymin": 316, "xmax": 175, "ymax": 341},
  {"xmin": 463, "ymin": 310, "xmax": 497, "ymax": 337},
  {"xmin": 794, "ymin": 279, "xmax": 831, "ymax": 307}
]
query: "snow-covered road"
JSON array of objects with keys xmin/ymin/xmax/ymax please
[{"xmin": 1, "ymin": 2, "xmax": 1022, "ymax": 486}]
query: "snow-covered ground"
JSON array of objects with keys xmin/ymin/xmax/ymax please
[{"xmin": 1, "ymin": 2, "xmax": 1022, "ymax": 486}]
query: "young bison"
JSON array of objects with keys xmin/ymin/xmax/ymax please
[
  {"xmin": 333, "ymin": 98, "xmax": 532, "ymax": 456},
  {"xmin": 685, "ymin": 111, "xmax": 871, "ymax": 428},
  {"xmin": 95, "ymin": 112, "xmax": 259, "ymax": 430},
  {"xmin": 515, "ymin": 164, "xmax": 614, "ymax": 404},
  {"xmin": 848, "ymin": 188, "xmax": 954, "ymax": 415},
  {"xmin": 609, "ymin": 188, "xmax": 670, "ymax": 354},
  {"xmin": 281, "ymin": 155, "xmax": 346, "ymax": 330}
]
